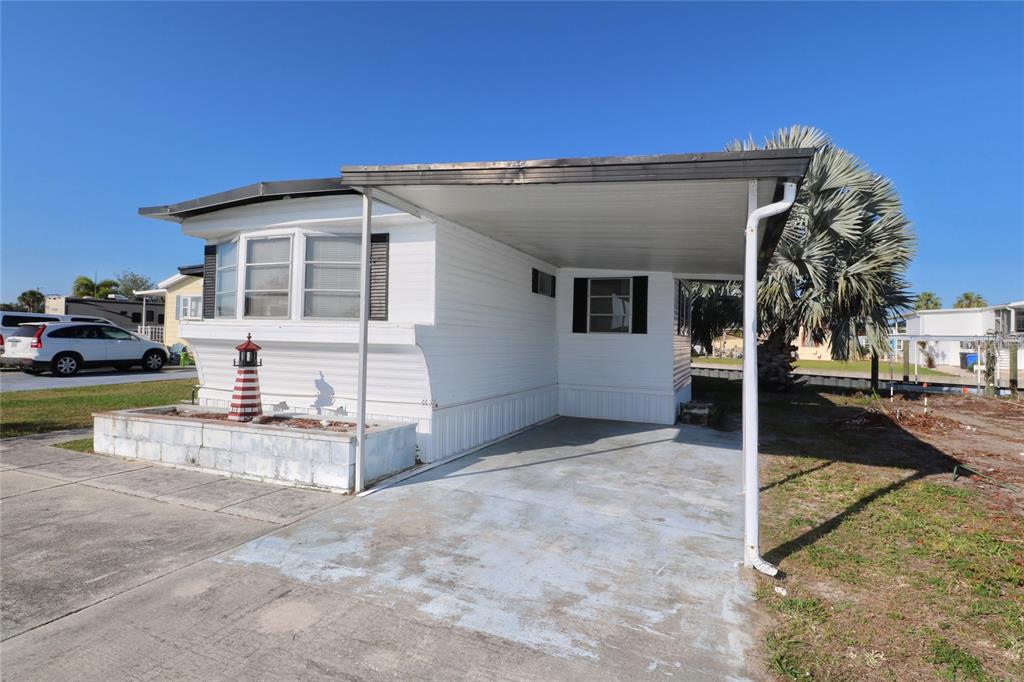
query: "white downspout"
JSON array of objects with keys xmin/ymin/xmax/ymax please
[
  {"xmin": 743, "ymin": 179, "xmax": 798, "ymax": 577},
  {"xmin": 355, "ymin": 189, "xmax": 373, "ymax": 493}
]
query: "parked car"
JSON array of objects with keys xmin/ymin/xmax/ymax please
[
  {"xmin": 0, "ymin": 312, "xmax": 111, "ymax": 355},
  {"xmin": 0, "ymin": 322, "xmax": 167, "ymax": 376}
]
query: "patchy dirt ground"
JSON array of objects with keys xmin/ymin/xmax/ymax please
[
  {"xmin": 693, "ymin": 378, "xmax": 1024, "ymax": 681},
  {"xmin": 871, "ymin": 393, "xmax": 1024, "ymax": 512}
]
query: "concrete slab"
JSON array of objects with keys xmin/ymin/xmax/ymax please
[
  {"xmin": 17, "ymin": 454, "xmax": 151, "ymax": 483},
  {"xmin": 219, "ymin": 487, "xmax": 342, "ymax": 524},
  {"xmin": 0, "ymin": 483, "xmax": 273, "ymax": 639},
  {"xmin": 82, "ymin": 465, "xmax": 222, "ymax": 499},
  {"xmin": 0, "ymin": 443, "xmax": 84, "ymax": 470},
  {"xmin": 0, "ymin": 470, "xmax": 66, "ymax": 499},
  {"xmin": 0, "ymin": 418, "xmax": 757, "ymax": 679},
  {"xmin": 155, "ymin": 478, "xmax": 283, "ymax": 512}
]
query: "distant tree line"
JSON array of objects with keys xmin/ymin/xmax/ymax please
[
  {"xmin": 914, "ymin": 291, "xmax": 988, "ymax": 310},
  {"xmin": 1, "ymin": 271, "xmax": 156, "ymax": 312}
]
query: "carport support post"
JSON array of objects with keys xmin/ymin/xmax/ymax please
[
  {"xmin": 742, "ymin": 181, "xmax": 764, "ymax": 574},
  {"xmin": 355, "ymin": 189, "xmax": 373, "ymax": 493}
]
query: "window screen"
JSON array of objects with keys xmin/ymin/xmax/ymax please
[
  {"xmin": 244, "ymin": 237, "xmax": 291, "ymax": 318},
  {"xmin": 532, "ymin": 269, "xmax": 556, "ymax": 298},
  {"xmin": 588, "ymin": 278, "xmax": 631, "ymax": 332},
  {"xmin": 215, "ymin": 241, "xmax": 238, "ymax": 318},
  {"xmin": 304, "ymin": 235, "xmax": 360, "ymax": 318}
]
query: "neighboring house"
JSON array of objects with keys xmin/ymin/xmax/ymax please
[
  {"xmin": 903, "ymin": 301, "xmax": 1024, "ymax": 371},
  {"xmin": 45, "ymin": 295, "xmax": 161, "ymax": 330},
  {"xmin": 794, "ymin": 326, "xmax": 833, "ymax": 360},
  {"xmin": 134, "ymin": 265, "xmax": 204, "ymax": 349},
  {"xmin": 139, "ymin": 150, "xmax": 812, "ymax": 465}
]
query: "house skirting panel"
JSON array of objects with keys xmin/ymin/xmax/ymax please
[
  {"xmin": 674, "ymin": 384, "xmax": 692, "ymax": 412},
  {"xmin": 424, "ymin": 385, "xmax": 558, "ymax": 463},
  {"xmin": 558, "ymin": 386, "xmax": 676, "ymax": 425}
]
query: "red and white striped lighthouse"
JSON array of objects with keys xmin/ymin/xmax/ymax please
[{"xmin": 228, "ymin": 334, "xmax": 263, "ymax": 422}]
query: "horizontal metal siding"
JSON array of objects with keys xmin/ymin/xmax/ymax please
[
  {"xmin": 673, "ymin": 333, "xmax": 691, "ymax": 391},
  {"xmin": 421, "ymin": 221, "xmax": 558, "ymax": 408}
]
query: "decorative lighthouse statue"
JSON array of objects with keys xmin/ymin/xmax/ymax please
[{"xmin": 228, "ymin": 334, "xmax": 263, "ymax": 422}]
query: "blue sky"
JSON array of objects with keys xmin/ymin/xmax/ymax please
[{"xmin": 3, "ymin": 1, "xmax": 1022, "ymax": 306}]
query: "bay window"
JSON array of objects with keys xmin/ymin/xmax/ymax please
[{"xmin": 244, "ymin": 237, "xmax": 291, "ymax": 318}]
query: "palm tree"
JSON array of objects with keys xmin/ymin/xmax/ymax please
[
  {"xmin": 72, "ymin": 275, "xmax": 118, "ymax": 299},
  {"xmin": 716, "ymin": 126, "xmax": 915, "ymax": 383},
  {"xmin": 16, "ymin": 289, "xmax": 45, "ymax": 313},
  {"xmin": 953, "ymin": 292, "xmax": 987, "ymax": 309},
  {"xmin": 914, "ymin": 291, "xmax": 942, "ymax": 310}
]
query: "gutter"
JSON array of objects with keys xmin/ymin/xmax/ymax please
[{"xmin": 742, "ymin": 180, "xmax": 798, "ymax": 577}]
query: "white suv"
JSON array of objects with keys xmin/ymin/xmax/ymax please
[
  {"xmin": 0, "ymin": 312, "xmax": 111, "ymax": 355},
  {"xmin": 0, "ymin": 322, "xmax": 167, "ymax": 376}
]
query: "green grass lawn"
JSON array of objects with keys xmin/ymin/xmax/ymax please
[
  {"xmin": 692, "ymin": 378, "xmax": 1023, "ymax": 681},
  {"xmin": 54, "ymin": 437, "xmax": 94, "ymax": 453},
  {"xmin": 0, "ymin": 379, "xmax": 194, "ymax": 439},
  {"xmin": 695, "ymin": 356, "xmax": 953, "ymax": 376}
]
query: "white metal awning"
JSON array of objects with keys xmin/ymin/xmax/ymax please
[
  {"xmin": 342, "ymin": 149, "xmax": 815, "ymax": 280},
  {"xmin": 361, "ymin": 180, "xmax": 778, "ymax": 279}
]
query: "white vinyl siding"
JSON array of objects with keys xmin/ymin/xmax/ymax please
[
  {"xmin": 244, "ymin": 237, "xmax": 291, "ymax": 318},
  {"xmin": 304, "ymin": 235, "xmax": 360, "ymax": 319},
  {"xmin": 214, "ymin": 241, "xmax": 237, "ymax": 318}
]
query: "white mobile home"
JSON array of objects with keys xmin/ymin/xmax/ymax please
[
  {"xmin": 141, "ymin": 150, "xmax": 813, "ymax": 572},
  {"xmin": 905, "ymin": 301, "xmax": 1024, "ymax": 371}
]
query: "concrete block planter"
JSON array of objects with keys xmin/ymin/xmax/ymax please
[{"xmin": 93, "ymin": 406, "xmax": 417, "ymax": 493}]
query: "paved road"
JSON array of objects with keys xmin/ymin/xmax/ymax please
[
  {"xmin": 0, "ymin": 367, "xmax": 197, "ymax": 393},
  {"xmin": 0, "ymin": 418, "xmax": 757, "ymax": 680}
]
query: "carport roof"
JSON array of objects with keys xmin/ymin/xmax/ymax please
[
  {"xmin": 138, "ymin": 149, "xmax": 814, "ymax": 278},
  {"xmin": 342, "ymin": 149, "xmax": 814, "ymax": 278}
]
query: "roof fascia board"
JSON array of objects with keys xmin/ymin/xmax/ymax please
[
  {"xmin": 139, "ymin": 179, "xmax": 356, "ymax": 222},
  {"xmin": 341, "ymin": 149, "xmax": 815, "ymax": 187}
]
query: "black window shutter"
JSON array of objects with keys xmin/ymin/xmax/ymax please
[
  {"xmin": 572, "ymin": 278, "xmax": 588, "ymax": 333},
  {"xmin": 202, "ymin": 244, "xmax": 216, "ymax": 319},
  {"xmin": 369, "ymin": 233, "xmax": 389, "ymax": 321},
  {"xmin": 531, "ymin": 268, "xmax": 540, "ymax": 294},
  {"xmin": 631, "ymin": 276, "xmax": 648, "ymax": 334}
]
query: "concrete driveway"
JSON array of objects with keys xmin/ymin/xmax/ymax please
[
  {"xmin": 0, "ymin": 367, "xmax": 197, "ymax": 393},
  {"xmin": 1, "ymin": 418, "xmax": 759, "ymax": 680}
]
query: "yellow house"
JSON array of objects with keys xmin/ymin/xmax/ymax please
[{"xmin": 135, "ymin": 264, "xmax": 203, "ymax": 350}]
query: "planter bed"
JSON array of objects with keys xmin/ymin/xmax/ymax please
[{"xmin": 92, "ymin": 405, "xmax": 417, "ymax": 492}]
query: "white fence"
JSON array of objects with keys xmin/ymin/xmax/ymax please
[{"xmin": 137, "ymin": 325, "xmax": 165, "ymax": 343}]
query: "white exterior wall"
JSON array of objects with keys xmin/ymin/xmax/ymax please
[
  {"xmin": 180, "ymin": 196, "xmax": 440, "ymax": 460},
  {"xmin": 415, "ymin": 220, "xmax": 559, "ymax": 460},
  {"xmin": 556, "ymin": 269, "xmax": 677, "ymax": 424},
  {"xmin": 907, "ymin": 309, "xmax": 993, "ymax": 367},
  {"xmin": 174, "ymin": 194, "xmax": 691, "ymax": 464}
]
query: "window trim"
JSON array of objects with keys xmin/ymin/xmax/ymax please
[
  {"xmin": 177, "ymin": 295, "xmax": 203, "ymax": 321},
  {"xmin": 242, "ymin": 235, "xmax": 293, "ymax": 320},
  {"xmin": 586, "ymin": 277, "xmax": 632, "ymax": 333},
  {"xmin": 301, "ymin": 233, "xmax": 362, "ymax": 321}
]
